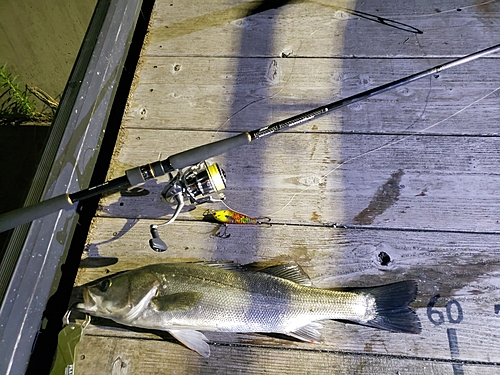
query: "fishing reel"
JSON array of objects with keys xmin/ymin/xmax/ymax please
[{"xmin": 149, "ymin": 161, "xmax": 226, "ymax": 252}]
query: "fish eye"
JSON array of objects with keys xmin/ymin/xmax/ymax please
[{"xmin": 98, "ymin": 279, "xmax": 111, "ymax": 292}]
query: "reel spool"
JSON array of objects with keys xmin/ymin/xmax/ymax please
[{"xmin": 161, "ymin": 161, "xmax": 226, "ymax": 206}]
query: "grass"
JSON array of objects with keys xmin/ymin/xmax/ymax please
[{"xmin": 0, "ymin": 63, "xmax": 56, "ymax": 125}]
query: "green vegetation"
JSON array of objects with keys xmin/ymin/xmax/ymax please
[{"xmin": 0, "ymin": 63, "xmax": 57, "ymax": 125}]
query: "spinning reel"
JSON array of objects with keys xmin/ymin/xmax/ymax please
[{"xmin": 149, "ymin": 161, "xmax": 226, "ymax": 252}]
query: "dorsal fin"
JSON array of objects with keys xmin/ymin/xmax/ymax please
[
  {"xmin": 192, "ymin": 261, "xmax": 243, "ymax": 271},
  {"xmin": 256, "ymin": 263, "xmax": 312, "ymax": 286},
  {"xmin": 193, "ymin": 261, "xmax": 312, "ymax": 286}
]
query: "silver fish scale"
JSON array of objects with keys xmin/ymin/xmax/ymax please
[{"xmin": 125, "ymin": 263, "xmax": 374, "ymax": 334}]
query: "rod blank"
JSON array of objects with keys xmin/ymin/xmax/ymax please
[{"xmin": 249, "ymin": 43, "xmax": 500, "ymax": 139}]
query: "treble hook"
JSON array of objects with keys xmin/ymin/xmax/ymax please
[{"xmin": 63, "ymin": 308, "xmax": 91, "ymax": 328}]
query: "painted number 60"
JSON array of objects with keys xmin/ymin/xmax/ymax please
[{"xmin": 427, "ymin": 294, "xmax": 464, "ymax": 326}]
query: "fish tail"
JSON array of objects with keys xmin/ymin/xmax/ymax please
[{"xmin": 355, "ymin": 280, "xmax": 421, "ymax": 334}]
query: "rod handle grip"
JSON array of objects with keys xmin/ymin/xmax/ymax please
[{"xmin": 0, "ymin": 194, "xmax": 74, "ymax": 233}]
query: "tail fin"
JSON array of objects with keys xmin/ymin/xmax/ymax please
[{"xmin": 355, "ymin": 280, "xmax": 421, "ymax": 334}]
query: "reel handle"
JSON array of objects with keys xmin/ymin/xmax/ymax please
[{"xmin": 149, "ymin": 225, "xmax": 168, "ymax": 252}]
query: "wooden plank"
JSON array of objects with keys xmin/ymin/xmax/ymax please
[
  {"xmin": 73, "ymin": 308, "xmax": 500, "ymax": 365},
  {"xmin": 146, "ymin": 0, "xmax": 500, "ymax": 58},
  {"xmin": 74, "ymin": 334, "xmax": 500, "ymax": 375},
  {"xmin": 75, "ymin": 217, "xmax": 500, "ymax": 363},
  {"xmin": 73, "ymin": 333, "xmax": 499, "ymax": 375},
  {"xmin": 124, "ymin": 56, "xmax": 500, "ymax": 135},
  {"xmin": 80, "ymin": 219, "xmax": 500, "ymax": 288},
  {"xmin": 98, "ymin": 128, "xmax": 500, "ymax": 232}
]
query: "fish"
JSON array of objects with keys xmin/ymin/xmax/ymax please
[{"xmin": 76, "ymin": 262, "xmax": 421, "ymax": 357}]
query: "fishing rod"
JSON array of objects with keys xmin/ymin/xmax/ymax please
[{"xmin": 1, "ymin": 43, "xmax": 499, "ymax": 235}]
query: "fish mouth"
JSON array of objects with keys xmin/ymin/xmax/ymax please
[{"xmin": 76, "ymin": 288, "xmax": 96, "ymax": 312}]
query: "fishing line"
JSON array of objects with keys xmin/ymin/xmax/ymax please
[
  {"xmin": 309, "ymin": 0, "xmax": 423, "ymax": 34},
  {"xmin": 221, "ymin": 84, "xmax": 500, "ymax": 218},
  {"xmin": 268, "ymin": 84, "xmax": 500, "ymax": 217},
  {"xmin": 353, "ymin": 0, "xmax": 498, "ymax": 18},
  {"xmin": 214, "ymin": 24, "xmax": 500, "ymax": 218},
  {"xmin": 409, "ymin": 0, "xmax": 498, "ymax": 16}
]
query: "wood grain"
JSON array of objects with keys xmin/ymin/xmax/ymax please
[{"xmin": 125, "ymin": 56, "xmax": 500, "ymax": 135}]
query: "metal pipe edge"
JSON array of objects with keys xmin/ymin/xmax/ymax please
[{"xmin": 0, "ymin": 0, "xmax": 145, "ymax": 373}]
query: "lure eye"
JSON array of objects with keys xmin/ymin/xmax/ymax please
[{"xmin": 98, "ymin": 279, "xmax": 111, "ymax": 292}]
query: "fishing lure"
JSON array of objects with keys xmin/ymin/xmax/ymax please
[
  {"xmin": 203, "ymin": 209, "xmax": 271, "ymax": 238},
  {"xmin": 207, "ymin": 209, "xmax": 271, "ymax": 225}
]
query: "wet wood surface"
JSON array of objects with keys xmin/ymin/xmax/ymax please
[{"xmin": 75, "ymin": 0, "xmax": 500, "ymax": 373}]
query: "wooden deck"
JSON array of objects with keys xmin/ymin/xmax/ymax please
[{"xmin": 74, "ymin": 0, "xmax": 500, "ymax": 373}]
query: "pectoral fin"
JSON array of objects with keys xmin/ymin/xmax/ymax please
[
  {"xmin": 168, "ymin": 329, "xmax": 210, "ymax": 357},
  {"xmin": 288, "ymin": 322, "xmax": 323, "ymax": 343},
  {"xmin": 152, "ymin": 292, "xmax": 202, "ymax": 311}
]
